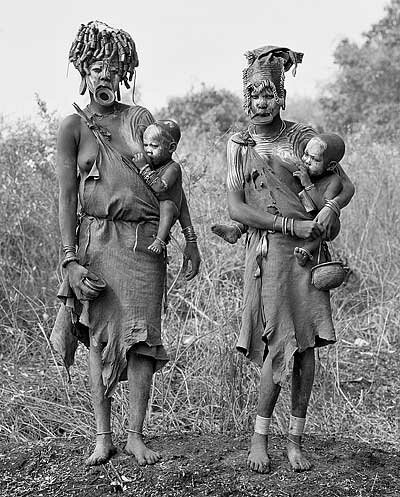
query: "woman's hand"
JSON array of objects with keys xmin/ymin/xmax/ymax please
[
  {"xmin": 182, "ymin": 243, "xmax": 201, "ymax": 280},
  {"xmin": 314, "ymin": 206, "xmax": 338, "ymax": 240},
  {"xmin": 294, "ymin": 220, "xmax": 325, "ymax": 240},
  {"xmin": 66, "ymin": 262, "xmax": 98, "ymax": 301},
  {"xmin": 293, "ymin": 163, "xmax": 313, "ymax": 188}
]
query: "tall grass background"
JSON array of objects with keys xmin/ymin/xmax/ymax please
[{"xmin": 0, "ymin": 101, "xmax": 398, "ymax": 449}]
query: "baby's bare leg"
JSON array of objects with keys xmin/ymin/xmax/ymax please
[
  {"xmin": 211, "ymin": 222, "xmax": 246, "ymax": 244},
  {"xmin": 294, "ymin": 238, "xmax": 320, "ymax": 266},
  {"xmin": 148, "ymin": 200, "xmax": 179, "ymax": 254}
]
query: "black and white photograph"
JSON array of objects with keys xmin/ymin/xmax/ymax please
[{"xmin": 0, "ymin": 1, "xmax": 399, "ymax": 495}]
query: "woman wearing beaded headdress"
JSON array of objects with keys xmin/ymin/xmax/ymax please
[
  {"xmin": 225, "ymin": 47, "xmax": 354, "ymax": 473},
  {"xmin": 53, "ymin": 21, "xmax": 200, "ymax": 466}
]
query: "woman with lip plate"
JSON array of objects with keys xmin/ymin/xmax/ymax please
[
  {"xmin": 53, "ymin": 21, "xmax": 200, "ymax": 466},
  {"xmin": 226, "ymin": 46, "xmax": 354, "ymax": 474}
]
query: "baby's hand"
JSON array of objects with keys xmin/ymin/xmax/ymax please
[
  {"xmin": 148, "ymin": 238, "xmax": 165, "ymax": 254},
  {"xmin": 132, "ymin": 152, "xmax": 149, "ymax": 170},
  {"xmin": 293, "ymin": 163, "xmax": 312, "ymax": 187}
]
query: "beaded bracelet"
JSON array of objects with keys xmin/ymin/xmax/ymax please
[
  {"xmin": 140, "ymin": 165, "xmax": 159, "ymax": 187},
  {"xmin": 304, "ymin": 184, "xmax": 315, "ymax": 191}
]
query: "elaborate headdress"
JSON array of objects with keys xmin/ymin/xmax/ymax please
[
  {"xmin": 242, "ymin": 46, "xmax": 303, "ymax": 113},
  {"xmin": 69, "ymin": 21, "xmax": 139, "ymax": 101}
]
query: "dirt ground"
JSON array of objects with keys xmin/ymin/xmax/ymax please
[{"xmin": 1, "ymin": 433, "xmax": 399, "ymax": 497}]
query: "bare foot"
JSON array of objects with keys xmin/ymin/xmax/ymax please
[
  {"xmin": 294, "ymin": 247, "xmax": 313, "ymax": 266},
  {"xmin": 211, "ymin": 224, "xmax": 241, "ymax": 244},
  {"xmin": 125, "ymin": 433, "xmax": 161, "ymax": 466},
  {"xmin": 85, "ymin": 436, "xmax": 117, "ymax": 466},
  {"xmin": 247, "ymin": 433, "xmax": 271, "ymax": 473},
  {"xmin": 287, "ymin": 437, "xmax": 313, "ymax": 472},
  {"xmin": 148, "ymin": 239, "xmax": 164, "ymax": 254}
]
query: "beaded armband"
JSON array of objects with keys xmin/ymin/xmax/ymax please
[{"xmin": 139, "ymin": 165, "xmax": 159, "ymax": 187}]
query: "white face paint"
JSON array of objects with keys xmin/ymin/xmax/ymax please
[
  {"xmin": 302, "ymin": 137, "xmax": 328, "ymax": 176},
  {"xmin": 143, "ymin": 127, "xmax": 173, "ymax": 168},
  {"xmin": 87, "ymin": 59, "xmax": 120, "ymax": 106},
  {"xmin": 250, "ymin": 85, "xmax": 281, "ymax": 124}
]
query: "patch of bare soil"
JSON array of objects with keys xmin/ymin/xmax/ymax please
[{"xmin": 1, "ymin": 434, "xmax": 399, "ymax": 497}]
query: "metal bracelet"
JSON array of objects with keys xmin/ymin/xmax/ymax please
[
  {"xmin": 290, "ymin": 218, "xmax": 295, "ymax": 237},
  {"xmin": 61, "ymin": 255, "xmax": 79, "ymax": 268},
  {"xmin": 271, "ymin": 214, "xmax": 279, "ymax": 233},
  {"xmin": 182, "ymin": 225, "xmax": 198, "ymax": 243},
  {"xmin": 282, "ymin": 217, "xmax": 288, "ymax": 236},
  {"xmin": 63, "ymin": 244, "xmax": 76, "ymax": 254},
  {"xmin": 325, "ymin": 199, "xmax": 341, "ymax": 217}
]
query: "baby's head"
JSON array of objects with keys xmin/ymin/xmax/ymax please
[
  {"xmin": 143, "ymin": 120, "xmax": 181, "ymax": 168},
  {"xmin": 302, "ymin": 133, "xmax": 345, "ymax": 177}
]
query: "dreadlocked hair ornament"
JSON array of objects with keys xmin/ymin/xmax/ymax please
[
  {"xmin": 242, "ymin": 46, "xmax": 304, "ymax": 115},
  {"xmin": 69, "ymin": 20, "xmax": 139, "ymax": 103}
]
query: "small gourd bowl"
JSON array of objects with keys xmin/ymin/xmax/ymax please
[{"xmin": 311, "ymin": 261, "xmax": 347, "ymax": 291}]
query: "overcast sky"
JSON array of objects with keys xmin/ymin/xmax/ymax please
[{"xmin": 0, "ymin": 0, "xmax": 388, "ymax": 119}]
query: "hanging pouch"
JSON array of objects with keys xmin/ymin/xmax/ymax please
[{"xmin": 311, "ymin": 242, "xmax": 348, "ymax": 291}]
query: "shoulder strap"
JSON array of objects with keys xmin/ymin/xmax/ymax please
[
  {"xmin": 230, "ymin": 129, "xmax": 256, "ymax": 147},
  {"xmin": 72, "ymin": 102, "xmax": 112, "ymax": 142}
]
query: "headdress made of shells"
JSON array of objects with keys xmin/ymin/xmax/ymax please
[{"xmin": 242, "ymin": 46, "xmax": 303, "ymax": 113}]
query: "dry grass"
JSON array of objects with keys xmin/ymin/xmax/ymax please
[{"xmin": 0, "ymin": 112, "xmax": 398, "ymax": 450}]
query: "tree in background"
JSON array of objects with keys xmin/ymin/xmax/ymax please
[
  {"xmin": 320, "ymin": 0, "xmax": 400, "ymax": 140},
  {"xmin": 282, "ymin": 95, "xmax": 324, "ymax": 131},
  {"xmin": 156, "ymin": 84, "xmax": 247, "ymax": 135}
]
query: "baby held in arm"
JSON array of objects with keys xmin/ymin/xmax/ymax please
[
  {"xmin": 292, "ymin": 133, "xmax": 345, "ymax": 265},
  {"xmin": 212, "ymin": 133, "xmax": 346, "ymax": 266},
  {"xmin": 132, "ymin": 120, "xmax": 183, "ymax": 254}
]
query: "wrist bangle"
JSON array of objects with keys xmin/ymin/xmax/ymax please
[
  {"xmin": 182, "ymin": 225, "xmax": 198, "ymax": 243},
  {"xmin": 304, "ymin": 184, "xmax": 315, "ymax": 191},
  {"xmin": 282, "ymin": 217, "xmax": 290, "ymax": 236},
  {"xmin": 62, "ymin": 256, "xmax": 79, "ymax": 268},
  {"xmin": 63, "ymin": 244, "xmax": 76, "ymax": 254},
  {"xmin": 290, "ymin": 218, "xmax": 295, "ymax": 237},
  {"xmin": 271, "ymin": 214, "xmax": 279, "ymax": 233}
]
